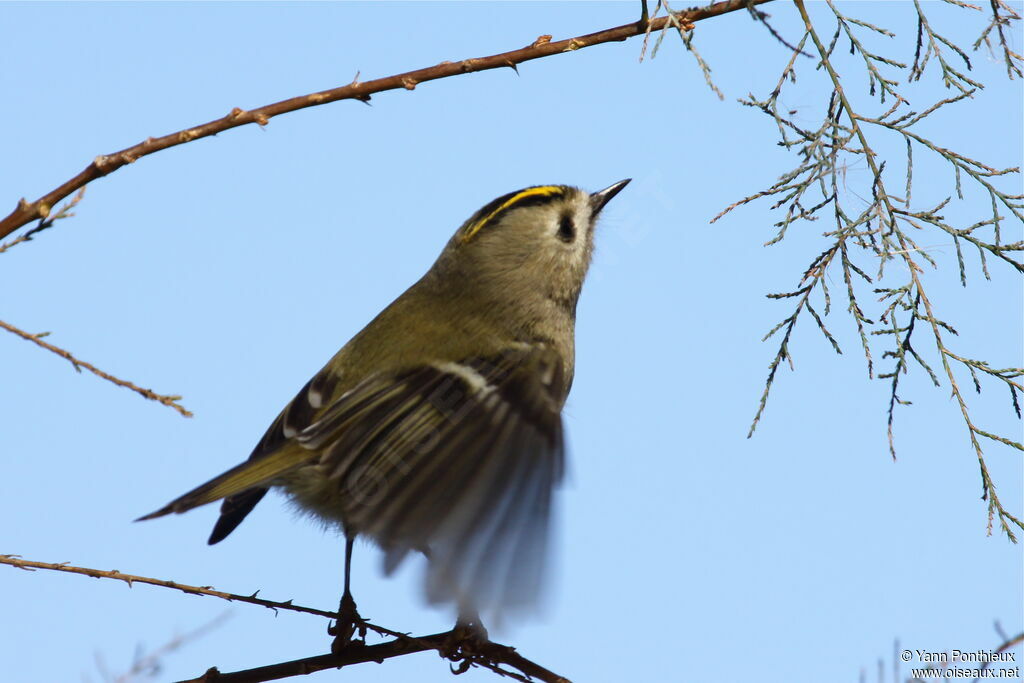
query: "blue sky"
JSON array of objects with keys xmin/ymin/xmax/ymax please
[{"xmin": 1, "ymin": 3, "xmax": 1021, "ymax": 682}]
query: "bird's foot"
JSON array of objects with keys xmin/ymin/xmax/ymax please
[
  {"xmin": 328, "ymin": 592, "xmax": 368, "ymax": 653},
  {"xmin": 441, "ymin": 615, "xmax": 490, "ymax": 673}
]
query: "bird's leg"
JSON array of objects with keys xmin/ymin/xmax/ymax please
[
  {"xmin": 638, "ymin": 0, "xmax": 650, "ymax": 29},
  {"xmin": 329, "ymin": 535, "xmax": 367, "ymax": 652}
]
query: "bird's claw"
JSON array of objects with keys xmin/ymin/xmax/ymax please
[
  {"xmin": 441, "ymin": 616, "xmax": 490, "ymax": 671},
  {"xmin": 328, "ymin": 593, "xmax": 368, "ymax": 653}
]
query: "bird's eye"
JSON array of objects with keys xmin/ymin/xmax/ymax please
[{"xmin": 557, "ymin": 214, "xmax": 575, "ymax": 243}]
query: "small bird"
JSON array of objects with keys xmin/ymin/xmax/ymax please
[{"xmin": 139, "ymin": 179, "xmax": 630, "ymax": 641}]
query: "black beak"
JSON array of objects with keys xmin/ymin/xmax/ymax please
[{"xmin": 590, "ymin": 179, "xmax": 631, "ymax": 214}]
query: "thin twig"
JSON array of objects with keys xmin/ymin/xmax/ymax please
[
  {"xmin": 0, "ymin": 555, "xmax": 330, "ymax": 620},
  {"xmin": 794, "ymin": 0, "xmax": 1023, "ymax": 540},
  {"xmin": 973, "ymin": 631, "xmax": 1024, "ymax": 681},
  {"xmin": 112, "ymin": 612, "xmax": 233, "ymax": 683},
  {"xmin": 0, "ymin": 0, "xmax": 774, "ymax": 241},
  {"xmin": 0, "ymin": 319, "xmax": 192, "ymax": 417},
  {"xmin": 0, "ymin": 187, "xmax": 86, "ymax": 254}
]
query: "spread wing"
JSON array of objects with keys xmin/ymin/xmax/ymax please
[
  {"xmin": 302, "ymin": 347, "xmax": 566, "ymax": 616},
  {"xmin": 139, "ymin": 345, "xmax": 567, "ymax": 615}
]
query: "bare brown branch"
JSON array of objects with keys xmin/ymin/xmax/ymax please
[
  {"xmin": 0, "ymin": 0, "xmax": 773, "ymax": 241},
  {"xmin": 176, "ymin": 631, "xmax": 570, "ymax": 683},
  {"xmin": 1, "ymin": 554, "xmax": 568, "ymax": 683},
  {"xmin": 0, "ymin": 319, "xmax": 192, "ymax": 417}
]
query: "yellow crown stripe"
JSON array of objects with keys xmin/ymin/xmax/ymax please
[{"xmin": 462, "ymin": 185, "xmax": 564, "ymax": 243}]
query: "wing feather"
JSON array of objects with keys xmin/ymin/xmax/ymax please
[{"xmin": 302, "ymin": 346, "xmax": 568, "ymax": 617}]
